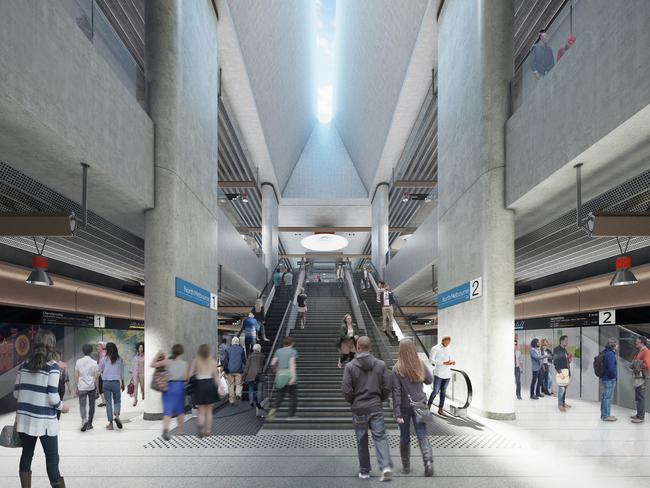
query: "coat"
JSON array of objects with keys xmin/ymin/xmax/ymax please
[
  {"xmin": 242, "ymin": 351, "xmax": 265, "ymax": 382},
  {"xmin": 338, "ymin": 324, "xmax": 359, "ymax": 354}
]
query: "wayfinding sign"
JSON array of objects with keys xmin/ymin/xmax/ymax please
[
  {"xmin": 438, "ymin": 277, "xmax": 482, "ymax": 310},
  {"xmin": 175, "ymin": 277, "xmax": 216, "ymax": 310}
]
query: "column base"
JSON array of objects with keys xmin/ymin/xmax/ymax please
[
  {"xmin": 475, "ymin": 408, "xmax": 516, "ymax": 421},
  {"xmin": 143, "ymin": 412, "xmax": 163, "ymax": 421}
]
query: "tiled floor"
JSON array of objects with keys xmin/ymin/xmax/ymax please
[{"xmin": 1, "ymin": 395, "xmax": 648, "ymax": 487}]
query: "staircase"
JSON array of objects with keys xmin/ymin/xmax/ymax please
[{"xmin": 266, "ymin": 282, "xmax": 397, "ymax": 429}]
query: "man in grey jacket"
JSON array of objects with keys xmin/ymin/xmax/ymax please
[
  {"xmin": 342, "ymin": 336, "xmax": 394, "ymax": 481},
  {"xmin": 531, "ymin": 30, "xmax": 555, "ymax": 79}
]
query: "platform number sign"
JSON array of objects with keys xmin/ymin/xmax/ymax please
[
  {"xmin": 210, "ymin": 293, "xmax": 218, "ymax": 311},
  {"xmin": 599, "ymin": 309, "xmax": 616, "ymax": 325},
  {"xmin": 469, "ymin": 277, "xmax": 482, "ymax": 300}
]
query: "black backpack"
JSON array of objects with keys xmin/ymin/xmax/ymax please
[{"xmin": 593, "ymin": 350, "xmax": 607, "ymax": 378}]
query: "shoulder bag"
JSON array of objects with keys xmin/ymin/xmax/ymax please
[
  {"xmin": 555, "ymin": 369, "xmax": 570, "ymax": 387},
  {"xmin": 151, "ymin": 366, "xmax": 169, "ymax": 392},
  {"xmin": 398, "ymin": 375, "xmax": 434, "ymax": 425}
]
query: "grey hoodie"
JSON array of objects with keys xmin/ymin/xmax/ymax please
[{"xmin": 341, "ymin": 352, "xmax": 391, "ymax": 414}]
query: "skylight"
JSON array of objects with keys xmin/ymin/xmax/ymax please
[{"xmin": 315, "ymin": 0, "xmax": 336, "ymax": 124}]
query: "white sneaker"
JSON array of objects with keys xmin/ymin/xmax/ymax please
[
  {"xmin": 358, "ymin": 472, "xmax": 370, "ymax": 479},
  {"xmin": 380, "ymin": 468, "xmax": 393, "ymax": 482}
]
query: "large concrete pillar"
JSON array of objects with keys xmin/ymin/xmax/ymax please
[
  {"xmin": 261, "ymin": 183, "xmax": 279, "ymax": 280},
  {"xmin": 143, "ymin": 1, "xmax": 219, "ymax": 418},
  {"xmin": 437, "ymin": 0, "xmax": 515, "ymax": 419},
  {"xmin": 371, "ymin": 183, "xmax": 390, "ymax": 279}
]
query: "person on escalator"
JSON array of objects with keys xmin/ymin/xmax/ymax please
[
  {"xmin": 338, "ymin": 313, "xmax": 359, "ymax": 369},
  {"xmin": 283, "ymin": 269, "xmax": 294, "ymax": 298},
  {"xmin": 361, "ymin": 265, "xmax": 370, "ymax": 290},
  {"xmin": 341, "ymin": 336, "xmax": 394, "ymax": 481},
  {"xmin": 273, "ymin": 268, "xmax": 283, "ymax": 295},
  {"xmin": 252, "ymin": 298, "xmax": 270, "ymax": 342},
  {"xmin": 296, "ymin": 288, "xmax": 308, "ymax": 329},
  {"xmin": 243, "ymin": 313, "xmax": 260, "ymax": 355},
  {"xmin": 377, "ymin": 284, "xmax": 397, "ymax": 339},
  {"xmin": 392, "ymin": 338, "xmax": 434, "ymax": 477}
]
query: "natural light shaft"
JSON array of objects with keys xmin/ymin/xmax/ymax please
[{"xmin": 315, "ymin": 0, "xmax": 336, "ymax": 123}]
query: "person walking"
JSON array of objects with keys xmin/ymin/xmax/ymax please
[
  {"xmin": 341, "ymin": 336, "xmax": 393, "ymax": 481},
  {"xmin": 631, "ymin": 336, "xmax": 650, "ymax": 424},
  {"xmin": 13, "ymin": 330, "xmax": 69, "ymax": 488},
  {"xmin": 96, "ymin": 341, "xmax": 107, "ymax": 407},
  {"xmin": 189, "ymin": 344, "xmax": 220, "ymax": 437},
  {"xmin": 296, "ymin": 288, "xmax": 308, "ymax": 329},
  {"xmin": 242, "ymin": 343, "xmax": 265, "ymax": 407},
  {"xmin": 515, "ymin": 338, "xmax": 523, "ymax": 400},
  {"xmin": 151, "ymin": 344, "xmax": 188, "ymax": 440},
  {"xmin": 336, "ymin": 262, "xmax": 344, "ymax": 288},
  {"xmin": 392, "ymin": 338, "xmax": 434, "ymax": 477},
  {"xmin": 252, "ymin": 298, "xmax": 270, "ymax": 341},
  {"xmin": 337, "ymin": 313, "xmax": 359, "ymax": 369},
  {"xmin": 529, "ymin": 338, "xmax": 542, "ymax": 399},
  {"xmin": 75, "ymin": 344, "xmax": 98, "ymax": 432},
  {"xmin": 283, "ymin": 269, "xmax": 294, "ymax": 298},
  {"xmin": 266, "ymin": 336, "xmax": 299, "ymax": 421},
  {"xmin": 98, "ymin": 343, "xmax": 125, "ymax": 430},
  {"xmin": 242, "ymin": 312, "xmax": 260, "ymax": 355},
  {"xmin": 222, "ymin": 336, "xmax": 246, "ymax": 405},
  {"xmin": 428, "ymin": 336, "xmax": 455, "ymax": 416},
  {"xmin": 131, "ymin": 341, "xmax": 145, "ymax": 406},
  {"xmin": 553, "ymin": 335, "xmax": 571, "ymax": 411},
  {"xmin": 600, "ymin": 337, "xmax": 618, "ymax": 422},
  {"xmin": 377, "ymin": 284, "xmax": 397, "ymax": 339}
]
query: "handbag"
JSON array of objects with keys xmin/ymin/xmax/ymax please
[
  {"xmin": 398, "ymin": 375, "xmax": 434, "ymax": 424},
  {"xmin": 555, "ymin": 368, "xmax": 570, "ymax": 387},
  {"xmin": 0, "ymin": 420, "xmax": 22, "ymax": 448},
  {"xmin": 218, "ymin": 375, "xmax": 228, "ymax": 397},
  {"xmin": 151, "ymin": 366, "xmax": 169, "ymax": 392},
  {"xmin": 127, "ymin": 381, "xmax": 135, "ymax": 396}
]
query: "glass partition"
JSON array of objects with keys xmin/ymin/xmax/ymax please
[{"xmin": 60, "ymin": 0, "xmax": 145, "ymax": 108}]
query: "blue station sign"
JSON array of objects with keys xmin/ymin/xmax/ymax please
[
  {"xmin": 438, "ymin": 277, "xmax": 482, "ymax": 310},
  {"xmin": 175, "ymin": 277, "xmax": 217, "ymax": 310}
]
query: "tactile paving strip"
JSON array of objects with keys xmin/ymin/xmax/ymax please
[{"xmin": 144, "ymin": 433, "xmax": 519, "ymax": 450}]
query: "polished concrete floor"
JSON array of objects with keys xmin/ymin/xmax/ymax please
[{"xmin": 1, "ymin": 394, "xmax": 649, "ymax": 487}]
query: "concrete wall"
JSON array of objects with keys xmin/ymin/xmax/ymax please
[
  {"xmin": 507, "ymin": 0, "xmax": 650, "ymax": 236},
  {"xmin": 218, "ymin": 208, "xmax": 266, "ymax": 292},
  {"xmin": 385, "ymin": 206, "xmax": 437, "ymax": 289},
  {"xmin": 0, "ymin": 1, "xmax": 153, "ymax": 236}
]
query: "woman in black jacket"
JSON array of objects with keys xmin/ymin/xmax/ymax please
[
  {"xmin": 252, "ymin": 298, "xmax": 270, "ymax": 341},
  {"xmin": 337, "ymin": 314, "xmax": 359, "ymax": 368}
]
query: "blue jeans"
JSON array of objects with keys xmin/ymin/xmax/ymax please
[
  {"xmin": 428, "ymin": 376, "xmax": 450, "ymax": 409},
  {"xmin": 18, "ymin": 433, "xmax": 60, "ymax": 481},
  {"xmin": 248, "ymin": 381, "xmax": 256, "ymax": 405},
  {"xmin": 600, "ymin": 378, "xmax": 616, "ymax": 418},
  {"xmin": 103, "ymin": 379, "xmax": 122, "ymax": 422},
  {"xmin": 398, "ymin": 411, "xmax": 427, "ymax": 443},
  {"xmin": 245, "ymin": 336, "xmax": 256, "ymax": 355},
  {"xmin": 353, "ymin": 411, "xmax": 393, "ymax": 474},
  {"xmin": 635, "ymin": 384, "xmax": 646, "ymax": 420},
  {"xmin": 557, "ymin": 385, "xmax": 567, "ymax": 408}
]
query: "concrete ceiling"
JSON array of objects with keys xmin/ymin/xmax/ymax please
[
  {"xmin": 227, "ymin": 0, "xmax": 315, "ymax": 191},
  {"xmin": 335, "ymin": 0, "xmax": 430, "ymax": 189}
]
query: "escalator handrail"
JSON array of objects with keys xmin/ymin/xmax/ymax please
[
  {"xmin": 364, "ymin": 262, "xmax": 473, "ymax": 410},
  {"xmin": 359, "ymin": 300, "xmax": 394, "ymax": 367}
]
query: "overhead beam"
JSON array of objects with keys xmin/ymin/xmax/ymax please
[
  {"xmin": 0, "ymin": 214, "xmax": 73, "ymax": 236},
  {"xmin": 394, "ymin": 180, "xmax": 437, "ymax": 188},
  {"xmin": 237, "ymin": 226, "xmax": 417, "ymax": 234},
  {"xmin": 218, "ymin": 180, "xmax": 257, "ymax": 188},
  {"xmin": 591, "ymin": 214, "xmax": 650, "ymax": 237},
  {"xmin": 280, "ymin": 253, "xmax": 371, "ymax": 259},
  {"xmin": 217, "ymin": 306, "xmax": 254, "ymax": 314}
]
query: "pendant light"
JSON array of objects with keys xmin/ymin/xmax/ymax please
[
  {"xmin": 609, "ymin": 237, "xmax": 638, "ymax": 287},
  {"xmin": 26, "ymin": 237, "xmax": 54, "ymax": 286}
]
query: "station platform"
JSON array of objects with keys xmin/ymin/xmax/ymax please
[{"xmin": 1, "ymin": 396, "xmax": 649, "ymax": 487}]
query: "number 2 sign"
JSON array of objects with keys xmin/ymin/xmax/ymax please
[
  {"xmin": 469, "ymin": 277, "xmax": 482, "ymax": 300},
  {"xmin": 599, "ymin": 310, "xmax": 616, "ymax": 325}
]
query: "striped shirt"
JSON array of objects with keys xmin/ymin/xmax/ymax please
[{"xmin": 13, "ymin": 361, "xmax": 62, "ymax": 437}]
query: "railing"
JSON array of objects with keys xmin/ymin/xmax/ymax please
[
  {"xmin": 260, "ymin": 299, "xmax": 294, "ymax": 405},
  {"xmin": 364, "ymin": 261, "xmax": 473, "ymax": 414},
  {"xmin": 360, "ymin": 300, "xmax": 395, "ymax": 367},
  {"xmin": 61, "ymin": 0, "xmax": 145, "ymax": 107},
  {"xmin": 510, "ymin": 0, "xmax": 583, "ymax": 114}
]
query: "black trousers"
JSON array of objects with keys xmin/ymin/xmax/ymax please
[
  {"xmin": 18, "ymin": 433, "xmax": 61, "ymax": 482},
  {"xmin": 515, "ymin": 367, "xmax": 521, "ymax": 398},
  {"xmin": 273, "ymin": 384, "xmax": 298, "ymax": 417}
]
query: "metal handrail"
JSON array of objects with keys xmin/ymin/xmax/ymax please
[{"xmin": 360, "ymin": 300, "xmax": 394, "ymax": 367}]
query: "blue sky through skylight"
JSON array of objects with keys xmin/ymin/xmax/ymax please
[{"xmin": 315, "ymin": 0, "xmax": 336, "ymax": 123}]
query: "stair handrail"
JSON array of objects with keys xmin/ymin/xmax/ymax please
[{"xmin": 359, "ymin": 300, "xmax": 395, "ymax": 368}]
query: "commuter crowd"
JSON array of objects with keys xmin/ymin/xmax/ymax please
[{"xmin": 517, "ymin": 334, "xmax": 650, "ymax": 423}]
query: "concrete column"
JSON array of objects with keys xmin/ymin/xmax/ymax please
[
  {"xmin": 437, "ymin": 0, "xmax": 515, "ymax": 419},
  {"xmin": 261, "ymin": 183, "xmax": 279, "ymax": 280},
  {"xmin": 371, "ymin": 183, "xmax": 389, "ymax": 279},
  {"xmin": 143, "ymin": 1, "xmax": 219, "ymax": 418}
]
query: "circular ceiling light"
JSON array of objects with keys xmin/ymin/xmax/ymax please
[
  {"xmin": 300, "ymin": 233, "xmax": 349, "ymax": 252},
  {"xmin": 401, "ymin": 234, "xmax": 413, "ymax": 241}
]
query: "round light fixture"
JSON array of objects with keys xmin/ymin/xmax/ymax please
[
  {"xmin": 300, "ymin": 233, "xmax": 349, "ymax": 252},
  {"xmin": 401, "ymin": 234, "xmax": 413, "ymax": 241}
]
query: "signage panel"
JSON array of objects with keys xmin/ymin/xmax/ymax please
[
  {"xmin": 175, "ymin": 277, "xmax": 213, "ymax": 309},
  {"xmin": 438, "ymin": 277, "xmax": 482, "ymax": 310}
]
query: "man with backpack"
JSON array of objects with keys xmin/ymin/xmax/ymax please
[{"xmin": 595, "ymin": 338, "xmax": 618, "ymax": 421}]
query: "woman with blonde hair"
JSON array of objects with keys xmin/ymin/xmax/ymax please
[
  {"xmin": 188, "ymin": 344, "xmax": 220, "ymax": 437},
  {"xmin": 337, "ymin": 313, "xmax": 359, "ymax": 368},
  {"xmin": 392, "ymin": 338, "xmax": 433, "ymax": 477},
  {"xmin": 252, "ymin": 298, "xmax": 270, "ymax": 342}
]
